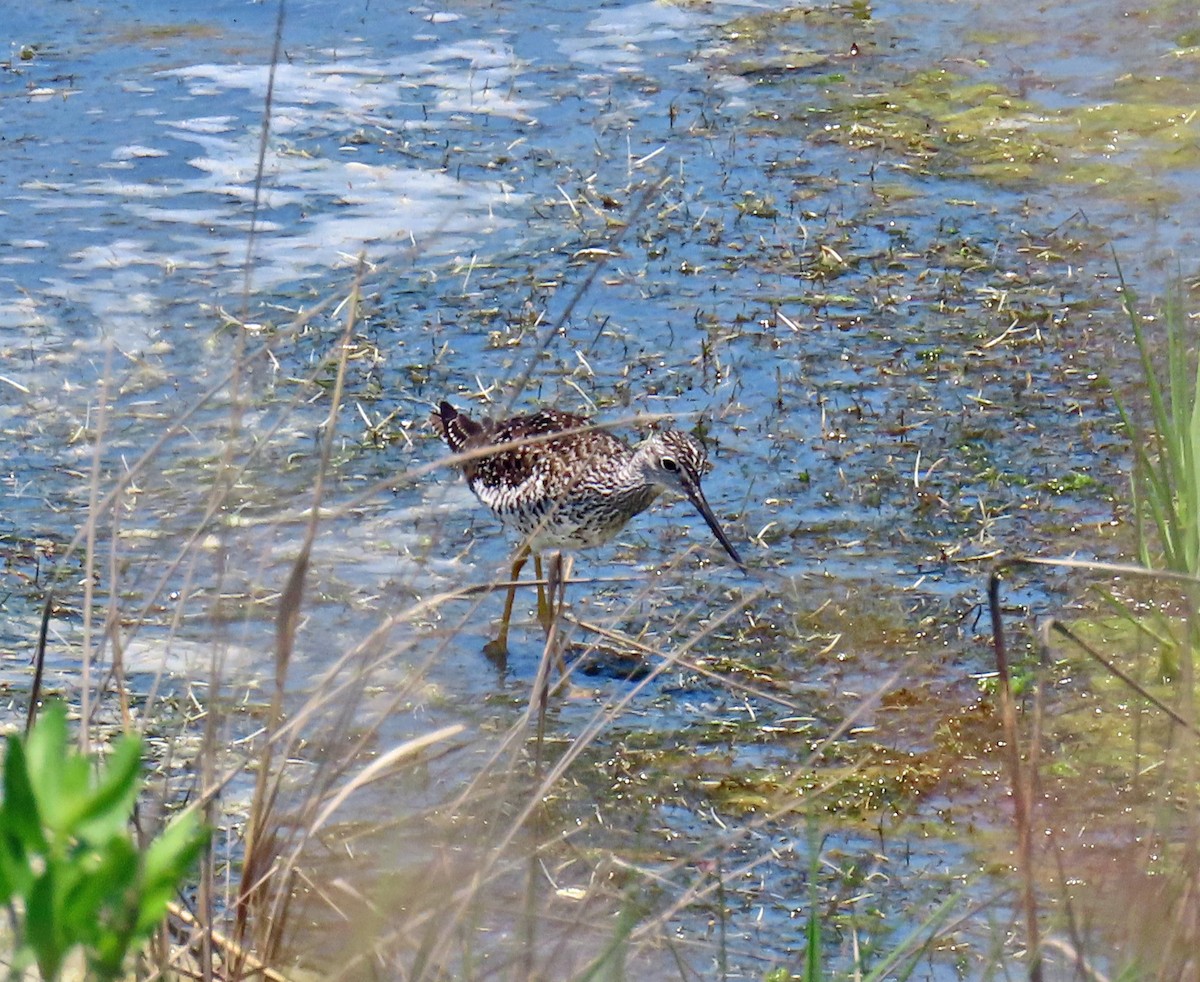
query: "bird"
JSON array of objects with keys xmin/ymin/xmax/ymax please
[{"xmin": 430, "ymin": 400, "xmax": 745, "ymax": 658}]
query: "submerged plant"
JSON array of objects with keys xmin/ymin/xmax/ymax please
[{"xmin": 0, "ymin": 702, "xmax": 209, "ymax": 981}]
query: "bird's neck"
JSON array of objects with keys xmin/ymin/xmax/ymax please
[{"xmin": 611, "ymin": 452, "xmax": 664, "ymax": 515}]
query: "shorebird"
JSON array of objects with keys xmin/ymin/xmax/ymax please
[{"xmin": 431, "ymin": 400, "xmax": 744, "ymax": 657}]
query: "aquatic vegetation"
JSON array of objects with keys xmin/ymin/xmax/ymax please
[{"xmin": 0, "ymin": 704, "xmax": 209, "ymax": 981}]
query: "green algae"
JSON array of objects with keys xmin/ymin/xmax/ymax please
[{"xmin": 790, "ymin": 62, "xmax": 1200, "ymax": 203}]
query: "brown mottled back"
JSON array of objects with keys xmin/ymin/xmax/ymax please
[{"xmin": 430, "ymin": 400, "xmax": 743, "ymax": 562}]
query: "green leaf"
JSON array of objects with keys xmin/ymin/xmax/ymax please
[
  {"xmin": 0, "ymin": 827, "xmax": 33, "ymax": 903},
  {"xmin": 70, "ymin": 736, "xmax": 142, "ymax": 844},
  {"xmin": 65, "ymin": 837, "xmax": 140, "ymax": 981},
  {"xmin": 2, "ymin": 737, "xmax": 48, "ymax": 854},
  {"xmin": 23, "ymin": 703, "xmax": 69, "ymax": 774},
  {"xmin": 47, "ymin": 755, "xmax": 93, "ymax": 835},
  {"xmin": 23, "ymin": 702, "xmax": 72, "ymax": 832},
  {"xmin": 26, "ymin": 863, "xmax": 67, "ymax": 981},
  {"xmin": 62, "ymin": 837, "xmax": 137, "ymax": 935},
  {"xmin": 137, "ymin": 810, "xmax": 209, "ymax": 934}
]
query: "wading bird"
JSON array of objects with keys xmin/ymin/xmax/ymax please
[{"xmin": 431, "ymin": 400, "xmax": 745, "ymax": 658}]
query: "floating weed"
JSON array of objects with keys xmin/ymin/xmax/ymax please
[
  {"xmin": 703, "ymin": 745, "xmax": 946, "ymax": 820},
  {"xmin": 734, "ymin": 191, "xmax": 780, "ymax": 220},
  {"xmin": 719, "ymin": 3, "xmax": 866, "ymax": 42},
  {"xmin": 1039, "ymin": 471, "xmax": 1099, "ymax": 495},
  {"xmin": 765, "ymin": 57, "xmax": 1200, "ymax": 201},
  {"xmin": 109, "ymin": 21, "xmax": 223, "ymax": 44}
]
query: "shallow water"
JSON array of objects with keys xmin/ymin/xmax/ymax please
[{"xmin": 3, "ymin": 0, "xmax": 1197, "ymax": 977}]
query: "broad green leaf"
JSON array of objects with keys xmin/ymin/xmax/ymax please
[
  {"xmin": 0, "ymin": 827, "xmax": 33, "ymax": 903},
  {"xmin": 65, "ymin": 837, "xmax": 140, "ymax": 981},
  {"xmin": 71, "ymin": 736, "xmax": 142, "ymax": 844},
  {"xmin": 46, "ymin": 754, "xmax": 93, "ymax": 834},
  {"xmin": 137, "ymin": 810, "xmax": 209, "ymax": 933},
  {"xmin": 26, "ymin": 864, "xmax": 67, "ymax": 981},
  {"xmin": 23, "ymin": 703, "xmax": 69, "ymax": 774},
  {"xmin": 2, "ymin": 737, "xmax": 48, "ymax": 853},
  {"xmin": 62, "ymin": 837, "xmax": 137, "ymax": 937},
  {"xmin": 90, "ymin": 926, "xmax": 136, "ymax": 982},
  {"xmin": 24, "ymin": 703, "xmax": 72, "ymax": 832}
]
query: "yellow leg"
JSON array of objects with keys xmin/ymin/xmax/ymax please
[
  {"xmin": 539, "ymin": 552, "xmax": 572, "ymax": 634},
  {"xmin": 546, "ymin": 552, "xmax": 573, "ymax": 675},
  {"xmin": 483, "ymin": 545, "xmax": 530, "ymax": 660},
  {"xmin": 534, "ymin": 553, "xmax": 551, "ymax": 631}
]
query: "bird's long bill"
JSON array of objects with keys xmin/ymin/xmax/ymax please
[{"xmin": 683, "ymin": 480, "xmax": 746, "ymax": 571}]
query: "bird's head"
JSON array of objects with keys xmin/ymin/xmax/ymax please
[{"xmin": 635, "ymin": 430, "xmax": 744, "ymax": 570}]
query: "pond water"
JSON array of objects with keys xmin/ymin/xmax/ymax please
[{"xmin": 3, "ymin": 0, "xmax": 1198, "ymax": 978}]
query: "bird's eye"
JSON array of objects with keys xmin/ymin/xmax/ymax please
[{"xmin": 661, "ymin": 457, "xmax": 679, "ymax": 472}]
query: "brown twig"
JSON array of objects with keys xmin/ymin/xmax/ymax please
[
  {"xmin": 989, "ymin": 564, "xmax": 1043, "ymax": 982},
  {"xmin": 25, "ymin": 592, "xmax": 53, "ymax": 735}
]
